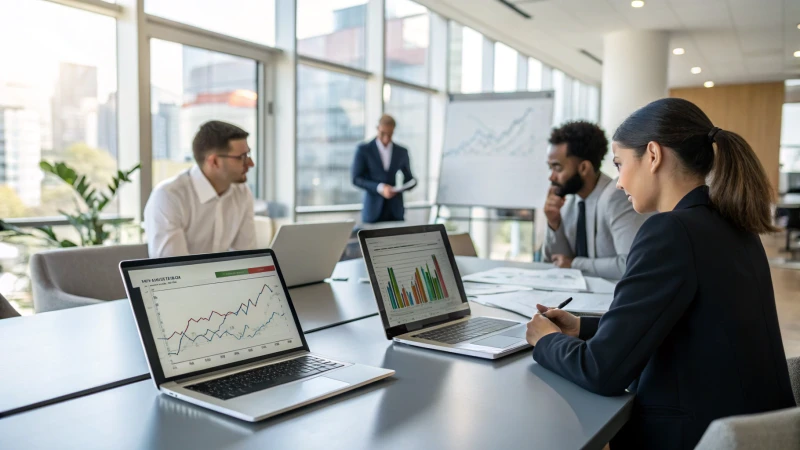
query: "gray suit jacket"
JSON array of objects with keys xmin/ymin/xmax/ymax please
[{"xmin": 543, "ymin": 173, "xmax": 648, "ymax": 280}]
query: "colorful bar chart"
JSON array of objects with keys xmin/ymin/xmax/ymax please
[{"xmin": 386, "ymin": 255, "xmax": 450, "ymax": 310}]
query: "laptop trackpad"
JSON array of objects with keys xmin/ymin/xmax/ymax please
[
  {"xmin": 272, "ymin": 376, "xmax": 349, "ymax": 404},
  {"xmin": 472, "ymin": 335, "xmax": 523, "ymax": 349}
]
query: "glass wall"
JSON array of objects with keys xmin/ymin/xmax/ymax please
[
  {"xmin": 385, "ymin": 0, "xmax": 431, "ymax": 86},
  {"xmin": 449, "ymin": 22, "xmax": 485, "ymax": 93},
  {"xmin": 296, "ymin": 65, "xmax": 366, "ymax": 207},
  {"xmin": 145, "ymin": 0, "xmax": 276, "ymax": 46},
  {"xmin": 297, "ymin": 0, "xmax": 368, "ymax": 69},
  {"xmin": 0, "ymin": 0, "xmax": 118, "ymax": 218},
  {"xmin": 150, "ymin": 40, "xmax": 259, "ymax": 195},
  {"xmin": 493, "ymin": 42, "xmax": 518, "ymax": 92}
]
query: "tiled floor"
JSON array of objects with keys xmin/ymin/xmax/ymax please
[{"xmin": 765, "ymin": 234, "xmax": 800, "ymax": 358}]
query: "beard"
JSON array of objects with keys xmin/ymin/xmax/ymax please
[{"xmin": 552, "ymin": 172, "xmax": 584, "ymax": 197}]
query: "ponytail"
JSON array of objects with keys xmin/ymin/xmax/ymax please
[
  {"xmin": 613, "ymin": 98, "xmax": 777, "ymax": 234},
  {"xmin": 709, "ymin": 130, "xmax": 776, "ymax": 234}
]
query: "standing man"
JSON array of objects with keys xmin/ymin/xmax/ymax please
[
  {"xmin": 542, "ymin": 121, "xmax": 647, "ymax": 280},
  {"xmin": 145, "ymin": 120, "xmax": 257, "ymax": 258},
  {"xmin": 352, "ymin": 114, "xmax": 416, "ymax": 223}
]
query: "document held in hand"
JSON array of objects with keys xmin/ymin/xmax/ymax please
[{"xmin": 391, "ymin": 179, "xmax": 417, "ymax": 193}]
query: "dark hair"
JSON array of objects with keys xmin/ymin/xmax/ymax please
[
  {"xmin": 192, "ymin": 121, "xmax": 249, "ymax": 165},
  {"xmin": 378, "ymin": 114, "xmax": 396, "ymax": 128},
  {"xmin": 613, "ymin": 97, "xmax": 775, "ymax": 234},
  {"xmin": 548, "ymin": 121, "xmax": 609, "ymax": 171}
]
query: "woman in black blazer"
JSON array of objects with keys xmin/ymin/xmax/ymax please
[{"xmin": 526, "ymin": 98, "xmax": 795, "ymax": 449}]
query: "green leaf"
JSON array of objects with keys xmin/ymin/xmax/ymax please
[{"xmin": 59, "ymin": 240, "xmax": 78, "ymax": 248}]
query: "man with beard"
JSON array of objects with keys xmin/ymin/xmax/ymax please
[
  {"xmin": 145, "ymin": 121, "xmax": 257, "ymax": 258},
  {"xmin": 542, "ymin": 121, "xmax": 646, "ymax": 280}
]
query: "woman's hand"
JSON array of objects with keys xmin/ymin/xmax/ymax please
[
  {"xmin": 525, "ymin": 304, "xmax": 581, "ymax": 347},
  {"xmin": 536, "ymin": 304, "xmax": 580, "ymax": 337}
]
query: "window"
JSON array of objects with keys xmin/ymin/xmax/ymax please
[
  {"xmin": 528, "ymin": 58, "xmax": 543, "ymax": 91},
  {"xmin": 448, "ymin": 22, "xmax": 484, "ymax": 93},
  {"xmin": 493, "ymin": 42, "xmax": 518, "ymax": 92},
  {"xmin": 145, "ymin": 0, "xmax": 276, "ymax": 47},
  {"xmin": 781, "ymin": 102, "xmax": 800, "ymax": 173},
  {"xmin": 385, "ymin": 0, "xmax": 430, "ymax": 86},
  {"xmin": 296, "ymin": 65, "xmax": 366, "ymax": 207},
  {"xmin": 150, "ymin": 40, "xmax": 259, "ymax": 195},
  {"xmin": 0, "ymin": 0, "xmax": 117, "ymax": 218},
  {"xmin": 297, "ymin": 0, "xmax": 368, "ymax": 69},
  {"xmin": 383, "ymin": 84, "xmax": 429, "ymax": 203}
]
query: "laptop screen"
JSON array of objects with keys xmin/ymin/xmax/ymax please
[
  {"xmin": 362, "ymin": 230, "xmax": 469, "ymax": 328},
  {"xmin": 126, "ymin": 254, "xmax": 304, "ymax": 378}
]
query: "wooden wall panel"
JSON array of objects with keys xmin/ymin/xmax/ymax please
[{"xmin": 669, "ymin": 82, "xmax": 785, "ymax": 196}]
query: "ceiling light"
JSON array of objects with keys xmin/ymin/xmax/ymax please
[
  {"xmin": 691, "ymin": 67, "xmax": 702, "ymax": 74},
  {"xmin": 797, "ymin": 23, "xmax": 800, "ymax": 30},
  {"xmin": 704, "ymin": 81, "xmax": 714, "ymax": 88},
  {"xmin": 631, "ymin": 1, "xmax": 645, "ymax": 8},
  {"xmin": 795, "ymin": 50, "xmax": 800, "ymax": 58},
  {"xmin": 672, "ymin": 48, "xmax": 685, "ymax": 55}
]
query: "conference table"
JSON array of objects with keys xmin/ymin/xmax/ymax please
[{"xmin": 0, "ymin": 257, "xmax": 633, "ymax": 449}]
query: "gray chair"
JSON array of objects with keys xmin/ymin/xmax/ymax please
[
  {"xmin": 447, "ymin": 233, "xmax": 478, "ymax": 257},
  {"xmin": 0, "ymin": 292, "xmax": 21, "ymax": 319},
  {"xmin": 694, "ymin": 407, "xmax": 800, "ymax": 449},
  {"xmin": 30, "ymin": 244, "xmax": 148, "ymax": 313},
  {"xmin": 789, "ymin": 356, "xmax": 800, "ymax": 407}
]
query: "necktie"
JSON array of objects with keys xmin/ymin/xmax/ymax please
[{"xmin": 576, "ymin": 200, "xmax": 588, "ymax": 258}]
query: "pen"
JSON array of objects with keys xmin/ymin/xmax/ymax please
[
  {"xmin": 542, "ymin": 297, "xmax": 572, "ymax": 318},
  {"xmin": 555, "ymin": 297, "xmax": 573, "ymax": 310}
]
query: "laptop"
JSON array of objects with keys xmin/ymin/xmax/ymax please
[
  {"xmin": 119, "ymin": 249, "xmax": 394, "ymax": 422},
  {"xmin": 270, "ymin": 220, "xmax": 355, "ymax": 287},
  {"xmin": 358, "ymin": 224, "xmax": 530, "ymax": 359}
]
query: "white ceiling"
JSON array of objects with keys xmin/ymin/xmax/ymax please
[{"xmin": 420, "ymin": 0, "xmax": 800, "ymax": 88}]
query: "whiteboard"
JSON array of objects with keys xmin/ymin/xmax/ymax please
[{"xmin": 436, "ymin": 92, "xmax": 554, "ymax": 210}]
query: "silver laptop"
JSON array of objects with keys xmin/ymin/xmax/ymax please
[
  {"xmin": 358, "ymin": 225, "xmax": 530, "ymax": 360},
  {"xmin": 270, "ymin": 220, "xmax": 355, "ymax": 287},
  {"xmin": 119, "ymin": 249, "xmax": 394, "ymax": 422}
]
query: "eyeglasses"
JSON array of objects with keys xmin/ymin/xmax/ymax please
[{"xmin": 217, "ymin": 150, "xmax": 252, "ymax": 164}]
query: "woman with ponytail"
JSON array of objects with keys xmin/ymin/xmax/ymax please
[{"xmin": 525, "ymin": 98, "xmax": 795, "ymax": 449}]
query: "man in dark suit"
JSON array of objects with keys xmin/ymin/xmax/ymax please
[{"xmin": 351, "ymin": 115, "xmax": 416, "ymax": 223}]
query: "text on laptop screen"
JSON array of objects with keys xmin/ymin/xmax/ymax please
[
  {"xmin": 364, "ymin": 231, "xmax": 468, "ymax": 327},
  {"xmin": 127, "ymin": 255, "xmax": 304, "ymax": 378}
]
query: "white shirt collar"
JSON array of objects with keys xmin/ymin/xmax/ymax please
[
  {"xmin": 376, "ymin": 138, "xmax": 393, "ymax": 153},
  {"xmin": 190, "ymin": 165, "xmax": 219, "ymax": 204}
]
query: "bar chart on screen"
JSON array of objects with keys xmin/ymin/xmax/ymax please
[{"xmin": 365, "ymin": 231, "xmax": 467, "ymax": 327}]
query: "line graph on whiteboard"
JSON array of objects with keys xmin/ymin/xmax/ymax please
[{"xmin": 436, "ymin": 95, "xmax": 554, "ymax": 209}]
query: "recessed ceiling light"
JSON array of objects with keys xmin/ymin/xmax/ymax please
[
  {"xmin": 795, "ymin": 50, "xmax": 800, "ymax": 58},
  {"xmin": 672, "ymin": 48, "xmax": 685, "ymax": 55},
  {"xmin": 631, "ymin": 1, "xmax": 645, "ymax": 8},
  {"xmin": 691, "ymin": 67, "xmax": 702, "ymax": 74},
  {"xmin": 704, "ymin": 81, "xmax": 714, "ymax": 88},
  {"xmin": 797, "ymin": 23, "xmax": 800, "ymax": 30}
]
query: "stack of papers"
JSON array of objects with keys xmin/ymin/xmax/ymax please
[
  {"xmin": 462, "ymin": 267, "xmax": 588, "ymax": 292},
  {"xmin": 464, "ymin": 266, "xmax": 617, "ymax": 318},
  {"xmin": 472, "ymin": 290, "xmax": 613, "ymax": 317}
]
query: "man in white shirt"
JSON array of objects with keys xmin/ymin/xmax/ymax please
[
  {"xmin": 351, "ymin": 114, "xmax": 416, "ymax": 223},
  {"xmin": 542, "ymin": 121, "xmax": 648, "ymax": 280},
  {"xmin": 144, "ymin": 121, "xmax": 257, "ymax": 258}
]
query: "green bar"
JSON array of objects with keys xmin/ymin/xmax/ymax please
[
  {"xmin": 389, "ymin": 268, "xmax": 402, "ymax": 308},
  {"xmin": 215, "ymin": 269, "xmax": 249, "ymax": 278},
  {"xmin": 434, "ymin": 274, "xmax": 442, "ymax": 300},
  {"xmin": 425, "ymin": 264, "xmax": 435, "ymax": 300},
  {"xmin": 424, "ymin": 269, "xmax": 433, "ymax": 301}
]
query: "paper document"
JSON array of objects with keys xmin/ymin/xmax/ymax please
[
  {"xmin": 462, "ymin": 267, "xmax": 588, "ymax": 292},
  {"xmin": 476, "ymin": 290, "xmax": 613, "ymax": 317},
  {"xmin": 391, "ymin": 179, "xmax": 417, "ymax": 193},
  {"xmin": 585, "ymin": 277, "xmax": 617, "ymax": 294},
  {"xmin": 463, "ymin": 282, "xmax": 531, "ymax": 296}
]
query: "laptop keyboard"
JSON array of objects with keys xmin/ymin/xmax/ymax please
[
  {"xmin": 412, "ymin": 317, "xmax": 519, "ymax": 345},
  {"xmin": 185, "ymin": 356, "xmax": 345, "ymax": 400}
]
